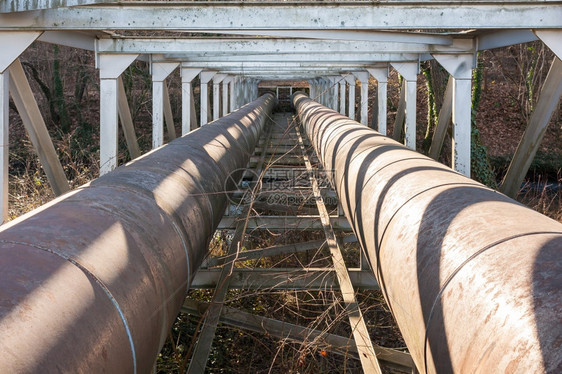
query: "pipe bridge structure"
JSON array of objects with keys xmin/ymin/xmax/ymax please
[{"xmin": 0, "ymin": 1, "xmax": 561, "ymax": 373}]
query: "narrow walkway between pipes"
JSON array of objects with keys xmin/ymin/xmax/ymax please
[{"xmin": 183, "ymin": 112, "xmax": 415, "ymax": 373}]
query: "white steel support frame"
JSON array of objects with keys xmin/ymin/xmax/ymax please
[
  {"xmin": 339, "ymin": 80, "xmax": 346, "ymax": 115},
  {"xmin": 98, "ymin": 53, "xmax": 139, "ymax": 175},
  {"xmin": 367, "ymin": 67, "xmax": 389, "ymax": 135},
  {"xmin": 212, "ymin": 73, "xmax": 227, "ymax": 121},
  {"xmin": 432, "ymin": 53, "xmax": 474, "ymax": 176},
  {"xmin": 391, "ymin": 62, "xmax": 419, "ymax": 150},
  {"xmin": 199, "ymin": 71, "xmax": 216, "ymax": 126},
  {"xmin": 343, "ymin": 74, "xmax": 356, "ymax": 121},
  {"xmin": 151, "ymin": 61, "xmax": 179, "ymax": 149},
  {"xmin": 181, "ymin": 68, "xmax": 202, "ymax": 134},
  {"xmin": 354, "ymin": 71, "xmax": 370, "ymax": 126}
]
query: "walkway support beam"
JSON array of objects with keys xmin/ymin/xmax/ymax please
[
  {"xmin": 293, "ymin": 92, "xmax": 562, "ymax": 374},
  {"xmin": 0, "ymin": 94, "xmax": 276, "ymax": 373}
]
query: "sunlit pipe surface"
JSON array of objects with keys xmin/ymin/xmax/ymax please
[
  {"xmin": 0, "ymin": 93, "xmax": 275, "ymax": 374},
  {"xmin": 293, "ymin": 92, "xmax": 561, "ymax": 373}
]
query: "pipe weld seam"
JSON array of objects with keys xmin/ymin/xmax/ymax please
[
  {"xmin": 0, "ymin": 239, "xmax": 138, "ymax": 374},
  {"xmin": 422, "ymin": 230, "xmax": 562, "ymax": 373},
  {"xmin": 371, "ymin": 182, "xmax": 482, "ymax": 317}
]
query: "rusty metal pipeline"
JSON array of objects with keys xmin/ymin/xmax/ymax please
[
  {"xmin": 293, "ymin": 92, "xmax": 561, "ymax": 373},
  {"xmin": 0, "ymin": 93, "xmax": 275, "ymax": 373}
]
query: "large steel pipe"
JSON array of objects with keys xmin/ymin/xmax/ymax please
[
  {"xmin": 0, "ymin": 93, "xmax": 275, "ymax": 373},
  {"xmin": 293, "ymin": 93, "xmax": 561, "ymax": 373}
]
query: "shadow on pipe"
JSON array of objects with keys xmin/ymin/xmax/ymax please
[
  {"xmin": 0, "ymin": 93, "xmax": 275, "ymax": 373},
  {"xmin": 293, "ymin": 92, "xmax": 562, "ymax": 373}
]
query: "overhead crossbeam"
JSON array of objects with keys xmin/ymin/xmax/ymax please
[
  {"xmin": 0, "ymin": 2, "xmax": 559, "ymax": 30},
  {"xmin": 97, "ymin": 38, "xmax": 468, "ymax": 55}
]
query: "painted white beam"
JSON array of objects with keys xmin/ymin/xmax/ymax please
[
  {"xmin": 0, "ymin": 31, "xmax": 41, "ymax": 73},
  {"xmin": 98, "ymin": 53, "xmax": 138, "ymax": 175},
  {"xmin": 367, "ymin": 67, "xmax": 389, "ymax": 135},
  {"xmin": 203, "ymin": 29, "xmax": 453, "ymax": 45},
  {"xmin": 391, "ymin": 62, "xmax": 419, "ymax": 150},
  {"xmin": 174, "ymin": 53, "xmax": 420, "ymax": 63},
  {"xmin": 181, "ymin": 67, "xmax": 202, "ymax": 134},
  {"xmin": 37, "ymin": 30, "xmax": 97, "ymax": 51},
  {"xmin": 0, "ymin": 70, "xmax": 8, "ymax": 223},
  {"xmin": 98, "ymin": 38, "xmax": 454, "ymax": 55},
  {"xmin": 199, "ymin": 71, "xmax": 216, "ymax": 126},
  {"xmin": 477, "ymin": 30, "xmax": 538, "ymax": 51},
  {"xmin": 1, "ymin": 3, "xmax": 560, "ymax": 30},
  {"xmin": 432, "ymin": 53, "xmax": 474, "ymax": 176}
]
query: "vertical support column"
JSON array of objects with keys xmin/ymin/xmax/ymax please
[
  {"xmin": 98, "ymin": 54, "xmax": 139, "ymax": 175},
  {"xmin": 329, "ymin": 76, "xmax": 339, "ymax": 111},
  {"xmin": 433, "ymin": 53, "xmax": 474, "ymax": 176},
  {"xmin": 321, "ymin": 78, "xmax": 328, "ymax": 107},
  {"xmin": 222, "ymin": 76, "xmax": 231, "ymax": 116},
  {"xmin": 151, "ymin": 62, "xmax": 179, "ymax": 149},
  {"xmin": 309, "ymin": 79, "xmax": 316, "ymax": 101},
  {"xmin": 199, "ymin": 71, "xmax": 216, "ymax": 126},
  {"xmin": 354, "ymin": 71, "xmax": 370, "ymax": 126},
  {"xmin": 0, "ymin": 70, "xmax": 8, "ymax": 223},
  {"xmin": 339, "ymin": 80, "xmax": 346, "ymax": 115},
  {"xmin": 391, "ymin": 62, "xmax": 419, "ymax": 150},
  {"xmin": 212, "ymin": 74, "xmax": 227, "ymax": 121},
  {"xmin": 343, "ymin": 74, "xmax": 356, "ymax": 120},
  {"xmin": 368, "ymin": 66, "xmax": 389, "ymax": 135},
  {"xmin": 229, "ymin": 76, "xmax": 236, "ymax": 112},
  {"xmin": 181, "ymin": 67, "xmax": 202, "ymax": 135}
]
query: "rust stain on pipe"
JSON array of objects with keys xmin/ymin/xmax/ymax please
[
  {"xmin": 293, "ymin": 92, "xmax": 562, "ymax": 373},
  {"xmin": 0, "ymin": 93, "xmax": 275, "ymax": 373}
]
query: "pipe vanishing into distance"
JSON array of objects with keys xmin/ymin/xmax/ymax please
[
  {"xmin": 0, "ymin": 94, "xmax": 275, "ymax": 373},
  {"xmin": 293, "ymin": 93, "xmax": 561, "ymax": 373}
]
